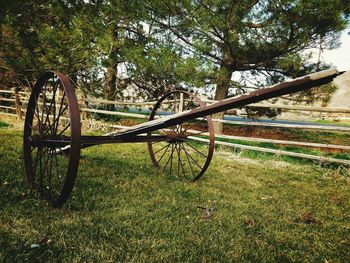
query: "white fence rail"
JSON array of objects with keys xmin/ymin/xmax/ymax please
[{"xmin": 1, "ymin": 88, "xmax": 350, "ymax": 165}]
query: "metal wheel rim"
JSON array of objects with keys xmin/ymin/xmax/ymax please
[
  {"xmin": 23, "ymin": 71, "xmax": 81, "ymax": 208},
  {"xmin": 148, "ymin": 90, "xmax": 215, "ymax": 181}
]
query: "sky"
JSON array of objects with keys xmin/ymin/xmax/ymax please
[{"xmin": 319, "ymin": 29, "xmax": 350, "ymax": 71}]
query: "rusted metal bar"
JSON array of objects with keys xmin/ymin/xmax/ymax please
[
  {"xmin": 80, "ymin": 134, "xmax": 169, "ymax": 145},
  {"xmin": 115, "ymin": 69, "xmax": 342, "ymax": 138},
  {"xmin": 37, "ymin": 134, "xmax": 169, "ymax": 148}
]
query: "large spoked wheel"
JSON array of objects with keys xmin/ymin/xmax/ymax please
[
  {"xmin": 23, "ymin": 71, "xmax": 81, "ymax": 208},
  {"xmin": 148, "ymin": 90, "xmax": 215, "ymax": 181}
]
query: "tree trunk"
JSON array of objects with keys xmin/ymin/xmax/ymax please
[
  {"xmin": 106, "ymin": 66, "xmax": 117, "ymax": 110},
  {"xmin": 213, "ymin": 63, "xmax": 233, "ymax": 134}
]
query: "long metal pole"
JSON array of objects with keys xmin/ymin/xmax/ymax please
[{"xmin": 116, "ymin": 69, "xmax": 342, "ymax": 138}]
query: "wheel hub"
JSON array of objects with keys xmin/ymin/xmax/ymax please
[{"xmin": 167, "ymin": 133, "xmax": 187, "ymax": 143}]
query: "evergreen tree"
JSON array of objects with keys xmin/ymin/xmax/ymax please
[{"xmin": 145, "ymin": 0, "xmax": 349, "ymax": 132}]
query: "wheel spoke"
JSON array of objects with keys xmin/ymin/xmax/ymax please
[
  {"xmin": 148, "ymin": 90, "xmax": 213, "ymax": 181},
  {"xmin": 169, "ymin": 144, "xmax": 174, "ymax": 175},
  {"xmin": 44, "ymin": 103, "xmax": 68, "ymax": 137},
  {"xmin": 157, "ymin": 143, "xmax": 171, "ymax": 164},
  {"xmin": 54, "ymin": 104, "xmax": 69, "ymax": 133},
  {"xmin": 47, "ymin": 151, "xmax": 54, "ymax": 202},
  {"xmin": 31, "ymin": 143, "xmax": 37, "ymax": 153},
  {"xmin": 41, "ymin": 148, "xmax": 51, "ymax": 189},
  {"xmin": 34, "ymin": 146, "xmax": 52, "ymax": 196},
  {"xmin": 176, "ymin": 142, "xmax": 180, "ymax": 178},
  {"xmin": 43, "ymin": 79, "xmax": 59, "ymax": 136},
  {"xmin": 23, "ymin": 72, "xmax": 81, "ymax": 208},
  {"xmin": 40, "ymin": 81, "xmax": 50, "ymax": 136},
  {"xmin": 153, "ymin": 143, "xmax": 170, "ymax": 156},
  {"xmin": 57, "ymin": 146, "xmax": 70, "ymax": 159},
  {"xmin": 52, "ymin": 82, "xmax": 57, "ymax": 135},
  {"xmin": 39, "ymin": 148, "xmax": 44, "ymax": 193},
  {"xmin": 34, "ymin": 97, "xmax": 42, "ymax": 131},
  {"xmin": 57, "ymin": 122, "xmax": 71, "ymax": 137},
  {"xmin": 175, "ymin": 142, "xmax": 186, "ymax": 178},
  {"xmin": 182, "ymin": 143, "xmax": 203, "ymax": 170},
  {"xmin": 53, "ymin": 93, "xmax": 67, "ymax": 134},
  {"xmin": 32, "ymin": 147, "xmax": 42, "ymax": 182},
  {"xmin": 185, "ymin": 97, "xmax": 194, "ymax": 110},
  {"xmin": 163, "ymin": 144, "xmax": 175, "ymax": 173},
  {"xmin": 183, "ymin": 118, "xmax": 206, "ymax": 133},
  {"xmin": 52, "ymin": 151, "xmax": 63, "ymax": 185},
  {"xmin": 184, "ymin": 129, "xmax": 206, "ymax": 136},
  {"xmin": 180, "ymin": 142, "xmax": 195, "ymax": 178},
  {"xmin": 184, "ymin": 140, "xmax": 208, "ymax": 158}
]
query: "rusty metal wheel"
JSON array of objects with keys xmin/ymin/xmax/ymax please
[
  {"xmin": 23, "ymin": 71, "xmax": 81, "ymax": 208},
  {"xmin": 148, "ymin": 90, "xmax": 215, "ymax": 181}
]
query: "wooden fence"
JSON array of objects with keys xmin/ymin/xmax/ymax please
[{"xmin": 1, "ymin": 88, "xmax": 350, "ymax": 165}]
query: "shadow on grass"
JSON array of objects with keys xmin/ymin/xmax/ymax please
[{"xmin": 1, "ymin": 129, "xmax": 350, "ymax": 262}]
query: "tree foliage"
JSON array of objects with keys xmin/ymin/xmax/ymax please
[
  {"xmin": 0, "ymin": 0, "xmax": 349, "ymax": 111},
  {"xmin": 0, "ymin": 0, "xmax": 102, "ymax": 91}
]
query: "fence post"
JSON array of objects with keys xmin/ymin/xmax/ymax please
[
  {"xmin": 179, "ymin": 93, "xmax": 184, "ymax": 112},
  {"xmin": 80, "ymin": 92, "xmax": 89, "ymax": 121},
  {"xmin": 14, "ymin": 87, "xmax": 22, "ymax": 120}
]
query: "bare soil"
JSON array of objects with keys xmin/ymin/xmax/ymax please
[{"xmin": 221, "ymin": 126, "xmax": 350, "ymax": 154}]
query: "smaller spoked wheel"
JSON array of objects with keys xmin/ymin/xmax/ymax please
[
  {"xmin": 148, "ymin": 90, "xmax": 215, "ymax": 181},
  {"xmin": 23, "ymin": 71, "xmax": 81, "ymax": 208}
]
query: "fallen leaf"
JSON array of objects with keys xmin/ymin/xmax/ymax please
[
  {"xmin": 244, "ymin": 218, "xmax": 255, "ymax": 228},
  {"xmin": 297, "ymin": 212, "xmax": 322, "ymax": 225}
]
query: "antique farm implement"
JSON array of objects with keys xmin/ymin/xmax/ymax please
[{"xmin": 23, "ymin": 69, "xmax": 343, "ymax": 207}]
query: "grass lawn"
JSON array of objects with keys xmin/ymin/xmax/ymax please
[{"xmin": 1, "ymin": 125, "xmax": 350, "ymax": 262}]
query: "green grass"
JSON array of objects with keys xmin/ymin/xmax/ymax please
[
  {"xmin": 284, "ymin": 128, "xmax": 350, "ymax": 145},
  {"xmin": 212, "ymin": 136, "xmax": 350, "ymax": 162},
  {"xmin": 0, "ymin": 121, "xmax": 10, "ymax": 128},
  {"xmin": 1, "ymin": 128, "xmax": 350, "ymax": 262},
  {"xmin": 90, "ymin": 113, "xmax": 148, "ymax": 125},
  {"xmin": 314, "ymin": 119, "xmax": 350, "ymax": 127}
]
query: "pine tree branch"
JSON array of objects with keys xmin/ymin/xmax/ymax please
[{"xmin": 154, "ymin": 20, "xmax": 223, "ymax": 63}]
